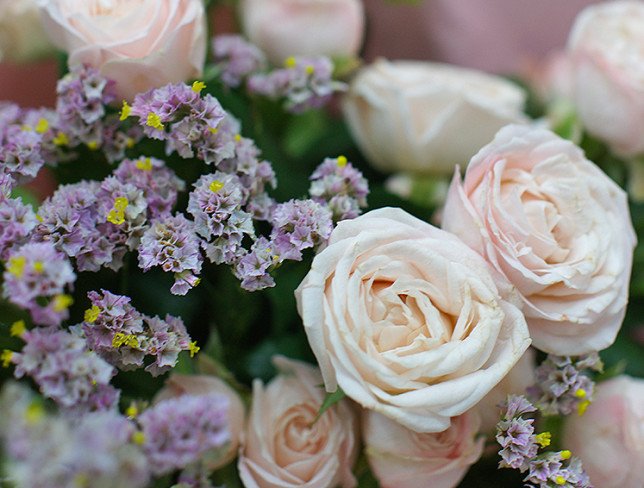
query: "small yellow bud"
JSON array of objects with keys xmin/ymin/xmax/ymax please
[
  {"xmin": 560, "ymin": 450, "xmax": 572, "ymax": 460},
  {"xmin": 208, "ymin": 127, "xmax": 219, "ymax": 134},
  {"xmin": 209, "ymin": 179, "xmax": 224, "ymax": 193},
  {"xmin": 84, "ymin": 305, "xmax": 101, "ymax": 323},
  {"xmin": 535, "ymin": 431, "xmax": 552, "ymax": 448},
  {"xmin": 188, "ymin": 341, "xmax": 200, "ymax": 358},
  {"xmin": 107, "ymin": 197, "xmax": 128, "ymax": 225},
  {"xmin": 10, "ymin": 320, "xmax": 26, "ymax": 338},
  {"xmin": 21, "ymin": 124, "xmax": 32, "ymax": 132},
  {"xmin": 284, "ymin": 56, "xmax": 297, "ymax": 68},
  {"xmin": 119, "ymin": 100, "xmax": 131, "ymax": 121},
  {"xmin": 192, "ymin": 80, "xmax": 206, "ymax": 93},
  {"xmin": 74, "ymin": 473, "xmax": 90, "ymax": 487},
  {"xmin": 125, "ymin": 137, "xmax": 135, "ymax": 149},
  {"xmin": 126, "ymin": 403, "xmax": 139, "ymax": 418},
  {"xmin": 574, "ymin": 388, "xmax": 587, "ymax": 398},
  {"xmin": 578, "ymin": 400, "xmax": 591, "ymax": 416},
  {"xmin": 234, "ymin": 133, "xmax": 242, "ymax": 142},
  {"xmin": 305, "ymin": 65, "xmax": 315, "ymax": 75},
  {"xmin": 87, "ymin": 141, "xmax": 99, "ymax": 151},
  {"xmin": 135, "ymin": 157, "xmax": 153, "ymax": 171},
  {"xmin": 33, "ymin": 261, "xmax": 45, "ymax": 273},
  {"xmin": 146, "ymin": 112, "xmax": 165, "ymax": 130},
  {"xmin": 337, "ymin": 155, "xmax": 348, "ymax": 167},
  {"xmin": 555, "ymin": 475, "xmax": 566, "ymax": 485},
  {"xmin": 1, "ymin": 350, "xmax": 13, "ymax": 368},
  {"xmin": 36, "ymin": 214, "xmax": 43, "ymax": 222},
  {"xmin": 35, "ymin": 118, "xmax": 49, "ymax": 134},
  {"xmin": 53, "ymin": 294, "xmax": 73, "ymax": 312},
  {"xmin": 7, "ymin": 255, "xmax": 27, "ymax": 277},
  {"xmin": 52, "ymin": 131, "xmax": 69, "ymax": 147},
  {"xmin": 132, "ymin": 431, "xmax": 146, "ymax": 445},
  {"xmin": 25, "ymin": 402, "xmax": 44, "ymax": 425}
]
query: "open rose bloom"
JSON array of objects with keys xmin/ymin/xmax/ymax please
[
  {"xmin": 38, "ymin": 0, "xmax": 207, "ymax": 100},
  {"xmin": 444, "ymin": 125, "xmax": 636, "ymax": 356},
  {"xmin": 296, "ymin": 207, "xmax": 531, "ymax": 433}
]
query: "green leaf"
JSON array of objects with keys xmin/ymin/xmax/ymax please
[
  {"xmin": 283, "ymin": 110, "xmax": 329, "ymax": 159},
  {"xmin": 314, "ymin": 387, "xmax": 346, "ymax": 423}
]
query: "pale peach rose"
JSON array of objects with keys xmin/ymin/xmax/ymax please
[
  {"xmin": 443, "ymin": 124, "xmax": 636, "ymax": 356},
  {"xmin": 239, "ymin": 0, "xmax": 365, "ymax": 66},
  {"xmin": 238, "ymin": 356, "xmax": 359, "ymax": 488},
  {"xmin": 295, "ymin": 207, "xmax": 531, "ymax": 433},
  {"xmin": 154, "ymin": 374, "xmax": 245, "ymax": 469},
  {"xmin": 563, "ymin": 375, "xmax": 644, "ymax": 488},
  {"xmin": 37, "ymin": 0, "xmax": 207, "ymax": 100},
  {"xmin": 568, "ymin": 1, "xmax": 644, "ymax": 157},
  {"xmin": 363, "ymin": 410, "xmax": 484, "ymax": 488},
  {"xmin": 342, "ymin": 59, "xmax": 526, "ymax": 176},
  {"xmin": 0, "ymin": 0, "xmax": 55, "ymax": 63}
]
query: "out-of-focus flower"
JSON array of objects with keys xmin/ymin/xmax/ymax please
[
  {"xmin": 295, "ymin": 207, "xmax": 531, "ymax": 433},
  {"xmin": 212, "ymin": 34, "xmax": 267, "ymax": 88},
  {"xmin": 342, "ymin": 59, "xmax": 526, "ymax": 176},
  {"xmin": 568, "ymin": 1, "xmax": 644, "ymax": 157},
  {"xmin": 238, "ymin": 356, "xmax": 359, "ymax": 488},
  {"xmin": 563, "ymin": 375, "xmax": 644, "ymax": 488},
  {"xmin": 38, "ymin": 0, "xmax": 207, "ymax": 100},
  {"xmin": 239, "ymin": 0, "xmax": 365, "ymax": 65},
  {"xmin": 364, "ymin": 410, "xmax": 484, "ymax": 488},
  {"xmin": 155, "ymin": 374, "xmax": 246, "ymax": 469},
  {"xmin": 443, "ymin": 125, "xmax": 636, "ymax": 356},
  {"xmin": 0, "ymin": 0, "xmax": 54, "ymax": 63}
]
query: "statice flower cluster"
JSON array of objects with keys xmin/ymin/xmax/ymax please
[
  {"xmin": 0, "ymin": 187, "xmax": 37, "ymax": 259},
  {"xmin": 137, "ymin": 393, "xmax": 230, "ymax": 476},
  {"xmin": 527, "ymin": 354, "xmax": 603, "ymax": 416},
  {"xmin": 212, "ymin": 34, "xmax": 267, "ymax": 88},
  {"xmin": 82, "ymin": 290, "xmax": 197, "ymax": 376},
  {"xmin": 0, "ymin": 384, "xmax": 150, "ymax": 488},
  {"xmin": 496, "ymin": 395, "xmax": 592, "ymax": 488},
  {"xmin": 2, "ymin": 242, "xmax": 76, "ymax": 326},
  {"xmin": 309, "ymin": 155, "xmax": 369, "ymax": 220},
  {"xmin": 8, "ymin": 327, "xmax": 118, "ymax": 411},
  {"xmin": 248, "ymin": 55, "xmax": 347, "ymax": 113}
]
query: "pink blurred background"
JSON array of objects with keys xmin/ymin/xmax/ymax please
[{"xmin": 0, "ymin": 0, "xmax": 600, "ymax": 107}]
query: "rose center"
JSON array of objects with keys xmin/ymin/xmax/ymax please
[{"xmin": 86, "ymin": 0, "xmax": 144, "ymax": 17}]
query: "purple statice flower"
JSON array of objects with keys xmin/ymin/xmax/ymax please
[
  {"xmin": 502, "ymin": 394, "xmax": 538, "ymax": 420},
  {"xmin": 248, "ymin": 55, "xmax": 346, "ymax": 113},
  {"xmin": 0, "ymin": 123, "xmax": 46, "ymax": 180},
  {"xmin": 212, "ymin": 34, "xmax": 267, "ymax": 88},
  {"xmin": 0, "ymin": 172, "xmax": 14, "ymax": 195},
  {"xmin": 496, "ymin": 416, "xmax": 539, "ymax": 470},
  {"xmin": 0, "ymin": 385, "xmax": 150, "ymax": 488},
  {"xmin": 100, "ymin": 117, "xmax": 143, "ymax": 163},
  {"xmin": 10, "ymin": 327, "xmax": 117, "ymax": 411},
  {"xmin": 55, "ymin": 64, "xmax": 116, "ymax": 149},
  {"xmin": 0, "ymin": 194, "xmax": 37, "ymax": 259},
  {"xmin": 188, "ymin": 172, "xmax": 254, "ymax": 265},
  {"xmin": 137, "ymin": 393, "xmax": 230, "ymax": 475},
  {"xmin": 525, "ymin": 453, "xmax": 592, "ymax": 488},
  {"xmin": 233, "ymin": 236, "xmax": 276, "ymax": 291},
  {"xmin": 137, "ymin": 213, "xmax": 202, "ymax": 295},
  {"xmin": 82, "ymin": 290, "xmax": 195, "ymax": 375},
  {"xmin": 270, "ymin": 198, "xmax": 333, "ymax": 261},
  {"xmin": 528, "ymin": 354, "xmax": 603, "ymax": 416},
  {"xmin": 113, "ymin": 156, "xmax": 185, "ymax": 218},
  {"xmin": 309, "ymin": 156, "xmax": 369, "ymax": 221},
  {"xmin": 0, "ymin": 102, "xmax": 21, "ymax": 129},
  {"xmin": 2, "ymin": 242, "xmax": 76, "ymax": 326}
]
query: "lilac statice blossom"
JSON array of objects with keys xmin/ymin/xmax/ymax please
[
  {"xmin": 138, "ymin": 213, "xmax": 203, "ymax": 295},
  {"xmin": 0, "ymin": 384, "xmax": 150, "ymax": 488},
  {"xmin": 233, "ymin": 236, "xmax": 277, "ymax": 291},
  {"xmin": 82, "ymin": 290, "xmax": 196, "ymax": 375},
  {"xmin": 188, "ymin": 172, "xmax": 254, "ymax": 265},
  {"xmin": 55, "ymin": 64, "xmax": 117, "ymax": 150},
  {"xmin": 0, "ymin": 172, "xmax": 14, "ymax": 195},
  {"xmin": 137, "ymin": 393, "xmax": 230, "ymax": 475},
  {"xmin": 10, "ymin": 327, "xmax": 117, "ymax": 411},
  {"xmin": 270, "ymin": 198, "xmax": 333, "ymax": 261},
  {"xmin": 0, "ymin": 193, "xmax": 37, "ymax": 259},
  {"xmin": 527, "ymin": 354, "xmax": 603, "ymax": 417},
  {"xmin": 309, "ymin": 156, "xmax": 369, "ymax": 221},
  {"xmin": 0, "ymin": 102, "xmax": 21, "ymax": 128},
  {"xmin": 248, "ymin": 55, "xmax": 346, "ymax": 113},
  {"xmin": 0, "ymin": 125, "xmax": 45, "ymax": 180},
  {"xmin": 2, "ymin": 242, "xmax": 76, "ymax": 326},
  {"xmin": 212, "ymin": 34, "xmax": 267, "ymax": 88},
  {"xmin": 525, "ymin": 452, "xmax": 592, "ymax": 488},
  {"xmin": 113, "ymin": 156, "xmax": 185, "ymax": 219}
]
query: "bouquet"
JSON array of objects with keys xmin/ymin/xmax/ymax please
[{"xmin": 0, "ymin": 1, "xmax": 643, "ymax": 487}]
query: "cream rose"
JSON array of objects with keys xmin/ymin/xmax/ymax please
[
  {"xmin": 563, "ymin": 375, "xmax": 644, "ymax": 488},
  {"xmin": 295, "ymin": 207, "xmax": 531, "ymax": 433},
  {"xmin": 154, "ymin": 374, "xmax": 245, "ymax": 469},
  {"xmin": 568, "ymin": 1, "xmax": 644, "ymax": 157},
  {"xmin": 38, "ymin": 0, "xmax": 207, "ymax": 100},
  {"xmin": 238, "ymin": 356, "xmax": 359, "ymax": 488},
  {"xmin": 0, "ymin": 0, "xmax": 55, "ymax": 63},
  {"xmin": 239, "ymin": 0, "xmax": 365, "ymax": 66},
  {"xmin": 443, "ymin": 124, "xmax": 636, "ymax": 356},
  {"xmin": 341, "ymin": 59, "xmax": 526, "ymax": 176},
  {"xmin": 363, "ymin": 410, "xmax": 484, "ymax": 488}
]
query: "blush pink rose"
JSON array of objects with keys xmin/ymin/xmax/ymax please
[
  {"xmin": 154, "ymin": 374, "xmax": 246, "ymax": 469},
  {"xmin": 238, "ymin": 356, "xmax": 359, "ymax": 488},
  {"xmin": 563, "ymin": 375, "xmax": 644, "ymax": 488},
  {"xmin": 239, "ymin": 0, "xmax": 365, "ymax": 65},
  {"xmin": 38, "ymin": 0, "xmax": 207, "ymax": 100},
  {"xmin": 363, "ymin": 410, "xmax": 484, "ymax": 488},
  {"xmin": 443, "ymin": 124, "xmax": 636, "ymax": 356},
  {"xmin": 295, "ymin": 207, "xmax": 531, "ymax": 433},
  {"xmin": 568, "ymin": 1, "xmax": 644, "ymax": 157}
]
